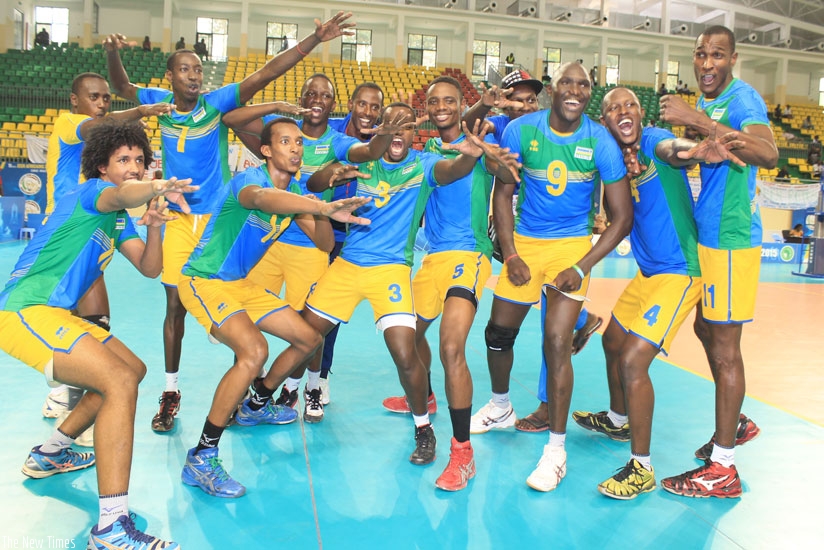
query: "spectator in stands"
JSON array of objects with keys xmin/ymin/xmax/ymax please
[
  {"xmin": 773, "ymin": 104, "xmax": 783, "ymax": 120},
  {"xmin": 783, "ymin": 105, "xmax": 793, "ymax": 120},
  {"xmin": 35, "ymin": 28, "xmax": 50, "ymax": 48},
  {"xmin": 590, "ymin": 65, "xmax": 598, "ymax": 87},
  {"xmin": 676, "ymin": 80, "xmax": 694, "ymax": 95},
  {"xmin": 657, "ymin": 82, "xmax": 668, "ymax": 96},
  {"xmin": 175, "ymin": 36, "xmax": 185, "ymax": 50},
  {"xmin": 775, "ymin": 166, "xmax": 790, "ymax": 182},
  {"xmin": 647, "ymin": 118, "xmax": 657, "ymax": 128},
  {"xmin": 812, "ymin": 161, "xmax": 822, "ymax": 179},
  {"xmin": 802, "ymin": 115, "xmax": 813, "ymax": 129},
  {"xmin": 142, "ymin": 36, "xmax": 151, "ymax": 52},
  {"xmin": 194, "ymin": 38, "xmax": 209, "ymax": 60},
  {"xmin": 789, "ymin": 223, "xmax": 804, "ymax": 238},
  {"xmin": 808, "ymin": 135, "xmax": 821, "ymax": 164},
  {"xmin": 505, "ymin": 52, "xmax": 515, "ymax": 74}
]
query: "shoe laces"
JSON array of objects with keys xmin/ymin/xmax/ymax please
[
  {"xmin": 207, "ymin": 456, "xmax": 232, "ymax": 483},
  {"xmin": 612, "ymin": 461, "xmax": 641, "ymax": 482},
  {"xmin": 158, "ymin": 392, "xmax": 178, "ymax": 413},
  {"xmin": 307, "ymin": 389, "xmax": 322, "ymax": 408},
  {"xmin": 119, "ymin": 513, "xmax": 157, "ymax": 544},
  {"xmin": 415, "ymin": 426, "xmax": 434, "ymax": 447}
]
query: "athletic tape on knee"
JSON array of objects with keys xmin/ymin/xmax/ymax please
[
  {"xmin": 82, "ymin": 314, "xmax": 111, "ymax": 332},
  {"xmin": 485, "ymin": 322, "xmax": 519, "ymax": 352},
  {"xmin": 445, "ymin": 286, "xmax": 478, "ymax": 309}
]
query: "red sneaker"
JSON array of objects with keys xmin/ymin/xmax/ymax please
[
  {"xmin": 382, "ymin": 393, "xmax": 437, "ymax": 414},
  {"xmin": 435, "ymin": 438, "xmax": 475, "ymax": 491},
  {"xmin": 661, "ymin": 460, "xmax": 742, "ymax": 498},
  {"xmin": 694, "ymin": 414, "xmax": 761, "ymax": 460}
]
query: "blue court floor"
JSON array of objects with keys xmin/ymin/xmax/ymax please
[{"xmin": 0, "ymin": 240, "xmax": 822, "ymax": 549}]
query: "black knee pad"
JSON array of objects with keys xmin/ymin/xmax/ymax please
[
  {"xmin": 445, "ymin": 286, "xmax": 478, "ymax": 310},
  {"xmin": 485, "ymin": 322, "xmax": 519, "ymax": 352},
  {"xmin": 83, "ymin": 314, "xmax": 111, "ymax": 332}
]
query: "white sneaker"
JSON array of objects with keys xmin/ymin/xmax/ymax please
[
  {"xmin": 470, "ymin": 400, "xmax": 516, "ymax": 434},
  {"xmin": 55, "ymin": 410, "xmax": 94, "ymax": 448},
  {"xmin": 319, "ymin": 378, "xmax": 330, "ymax": 406},
  {"xmin": 42, "ymin": 387, "xmax": 69, "ymax": 418},
  {"xmin": 304, "ymin": 387, "xmax": 324, "ymax": 423},
  {"xmin": 526, "ymin": 444, "xmax": 567, "ymax": 492}
]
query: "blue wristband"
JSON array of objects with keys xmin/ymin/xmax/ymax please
[{"xmin": 572, "ymin": 264, "xmax": 585, "ymax": 280}]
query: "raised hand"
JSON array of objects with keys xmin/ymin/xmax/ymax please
[
  {"xmin": 268, "ymin": 101, "xmax": 311, "ymax": 117},
  {"xmin": 459, "ymin": 120, "xmax": 522, "ymax": 181},
  {"xmin": 478, "ymin": 83, "xmax": 524, "ymax": 111},
  {"xmin": 151, "ymin": 177, "xmax": 199, "ymax": 214},
  {"xmin": 102, "ymin": 33, "xmax": 132, "ymax": 52},
  {"xmin": 677, "ymin": 121, "xmax": 746, "ymax": 166},
  {"xmin": 320, "ymin": 196, "xmax": 372, "ymax": 225},
  {"xmin": 327, "ymin": 164, "xmax": 370, "ymax": 188},
  {"xmin": 366, "ymin": 110, "xmax": 416, "ymax": 136},
  {"xmin": 659, "ymin": 93, "xmax": 698, "ymax": 127},
  {"xmin": 623, "ymin": 144, "xmax": 645, "ymax": 177},
  {"xmin": 139, "ymin": 102, "xmax": 176, "ymax": 118},
  {"xmin": 314, "ymin": 11, "xmax": 356, "ymax": 42}
]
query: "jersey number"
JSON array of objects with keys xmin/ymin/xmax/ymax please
[
  {"xmin": 452, "ymin": 264, "xmax": 465, "ymax": 279},
  {"xmin": 388, "ymin": 283, "xmax": 402, "ymax": 303},
  {"xmin": 703, "ymin": 284, "xmax": 716, "ymax": 309},
  {"xmin": 545, "ymin": 160, "xmax": 568, "ymax": 196},
  {"xmin": 174, "ymin": 124, "xmax": 189, "ymax": 153},
  {"xmin": 375, "ymin": 181, "xmax": 391, "ymax": 208},
  {"xmin": 643, "ymin": 305, "xmax": 661, "ymax": 327}
]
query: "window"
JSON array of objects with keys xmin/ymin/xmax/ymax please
[
  {"xmin": 605, "ymin": 54, "xmax": 620, "ymax": 86},
  {"xmin": 34, "ymin": 6, "xmax": 69, "ymax": 46},
  {"xmin": 13, "ymin": 9, "xmax": 23, "ymax": 50},
  {"xmin": 654, "ymin": 59, "xmax": 680, "ymax": 91},
  {"xmin": 196, "ymin": 17, "xmax": 228, "ymax": 62},
  {"xmin": 408, "ymin": 33, "xmax": 437, "ymax": 67},
  {"xmin": 472, "ymin": 39, "xmax": 500, "ymax": 77},
  {"xmin": 819, "ymin": 77, "xmax": 824, "ymax": 107},
  {"xmin": 543, "ymin": 47, "xmax": 561, "ymax": 78},
  {"xmin": 267, "ymin": 22, "xmax": 298, "ymax": 56},
  {"xmin": 341, "ymin": 29, "xmax": 372, "ymax": 64}
]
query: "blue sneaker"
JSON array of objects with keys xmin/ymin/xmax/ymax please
[
  {"xmin": 21, "ymin": 445, "xmax": 95, "ymax": 479},
  {"xmin": 234, "ymin": 400, "xmax": 298, "ymax": 426},
  {"xmin": 181, "ymin": 447, "xmax": 246, "ymax": 498},
  {"xmin": 88, "ymin": 513, "xmax": 179, "ymax": 549}
]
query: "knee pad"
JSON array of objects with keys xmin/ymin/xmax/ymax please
[
  {"xmin": 485, "ymin": 322, "xmax": 519, "ymax": 352},
  {"xmin": 83, "ymin": 314, "xmax": 111, "ymax": 332},
  {"xmin": 445, "ymin": 286, "xmax": 478, "ymax": 310}
]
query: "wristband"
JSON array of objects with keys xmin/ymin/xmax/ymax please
[
  {"xmin": 296, "ymin": 43, "xmax": 308, "ymax": 56},
  {"xmin": 572, "ymin": 264, "xmax": 585, "ymax": 279},
  {"xmin": 504, "ymin": 253, "xmax": 519, "ymax": 264}
]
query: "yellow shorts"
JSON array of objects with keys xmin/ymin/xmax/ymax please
[
  {"xmin": 412, "ymin": 251, "xmax": 492, "ymax": 321},
  {"xmin": 178, "ymin": 276, "xmax": 290, "ymax": 333},
  {"xmin": 0, "ymin": 307, "xmax": 111, "ymax": 382},
  {"xmin": 697, "ymin": 244, "xmax": 760, "ymax": 323},
  {"xmin": 246, "ymin": 241, "xmax": 329, "ymax": 310},
  {"xmin": 494, "ymin": 234, "xmax": 592, "ymax": 305},
  {"xmin": 611, "ymin": 272, "xmax": 702, "ymax": 354},
  {"xmin": 305, "ymin": 258, "xmax": 415, "ymax": 330},
  {"xmin": 161, "ymin": 212, "xmax": 210, "ymax": 287}
]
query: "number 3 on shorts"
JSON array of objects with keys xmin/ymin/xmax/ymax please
[{"xmin": 388, "ymin": 283, "xmax": 402, "ymax": 303}]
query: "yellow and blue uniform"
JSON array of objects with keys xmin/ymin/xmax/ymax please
[
  {"xmin": 413, "ymin": 134, "xmax": 494, "ymax": 321},
  {"xmin": 305, "ymin": 150, "xmax": 440, "ymax": 329},
  {"xmin": 248, "ymin": 118, "xmax": 362, "ymax": 309},
  {"xmin": 0, "ymin": 180, "xmax": 138, "ymax": 375},
  {"xmin": 695, "ymin": 79, "xmax": 768, "ymax": 323},
  {"xmin": 136, "ymin": 84, "xmax": 241, "ymax": 286},
  {"xmin": 495, "ymin": 110, "xmax": 626, "ymax": 304},
  {"xmin": 178, "ymin": 165, "xmax": 295, "ymax": 332},
  {"xmin": 45, "ymin": 112, "xmax": 91, "ymax": 214},
  {"xmin": 610, "ymin": 127, "xmax": 702, "ymax": 354}
]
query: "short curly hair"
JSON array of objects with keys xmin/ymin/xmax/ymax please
[{"xmin": 81, "ymin": 119, "xmax": 153, "ymax": 180}]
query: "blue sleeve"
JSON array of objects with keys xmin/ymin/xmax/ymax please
[
  {"xmin": 82, "ymin": 180, "xmax": 116, "ymax": 213},
  {"xmin": 328, "ymin": 116, "xmax": 348, "ymax": 133},
  {"xmin": 136, "ymin": 88, "xmax": 172, "ymax": 105},
  {"xmin": 642, "ymin": 127, "xmax": 676, "ymax": 162},
  {"xmin": 115, "ymin": 214, "xmax": 139, "ymax": 246},
  {"xmin": 420, "ymin": 151, "xmax": 442, "ymax": 188},
  {"xmin": 500, "ymin": 119, "xmax": 522, "ymax": 160},
  {"xmin": 205, "ymin": 83, "xmax": 242, "ymax": 114},
  {"xmin": 594, "ymin": 128, "xmax": 627, "ymax": 184},
  {"xmin": 335, "ymin": 133, "xmax": 363, "ymax": 163},
  {"xmin": 479, "ymin": 132, "xmax": 498, "ymax": 172},
  {"xmin": 729, "ymin": 90, "xmax": 769, "ymax": 130},
  {"xmin": 232, "ymin": 167, "xmax": 266, "ymax": 195}
]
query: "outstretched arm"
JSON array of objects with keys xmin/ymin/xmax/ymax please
[
  {"xmin": 79, "ymin": 103, "xmax": 176, "ymax": 141},
  {"xmin": 307, "ymin": 163, "xmax": 369, "ymax": 193},
  {"xmin": 238, "ymin": 186, "xmax": 372, "ymax": 225},
  {"xmin": 223, "ymin": 102, "xmax": 310, "ymax": 158},
  {"xmin": 96, "ymin": 178, "xmax": 198, "ymax": 214},
  {"xmin": 348, "ymin": 110, "xmax": 417, "ymax": 163},
  {"xmin": 238, "ymin": 12, "xmax": 355, "ymax": 103},
  {"xmin": 462, "ymin": 83, "xmax": 523, "ymax": 136},
  {"xmin": 103, "ymin": 33, "xmax": 139, "ymax": 103}
]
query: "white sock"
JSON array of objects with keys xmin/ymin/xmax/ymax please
[
  {"xmin": 710, "ymin": 443, "xmax": 735, "ymax": 467},
  {"xmin": 39, "ymin": 428, "xmax": 75, "ymax": 453},
  {"xmin": 285, "ymin": 377, "xmax": 301, "ymax": 392},
  {"xmin": 413, "ymin": 413, "xmax": 430, "ymax": 428},
  {"xmin": 165, "ymin": 372, "xmax": 179, "ymax": 392},
  {"xmin": 548, "ymin": 430, "xmax": 566, "ymax": 447},
  {"xmin": 491, "ymin": 392, "xmax": 510, "ymax": 410},
  {"xmin": 607, "ymin": 409, "xmax": 628, "ymax": 427},
  {"xmin": 98, "ymin": 492, "xmax": 128, "ymax": 530},
  {"xmin": 631, "ymin": 453, "xmax": 652, "ymax": 470},
  {"xmin": 306, "ymin": 370, "xmax": 321, "ymax": 392},
  {"xmin": 48, "ymin": 384, "xmax": 68, "ymax": 398}
]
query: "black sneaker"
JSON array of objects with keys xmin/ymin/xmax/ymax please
[
  {"xmin": 410, "ymin": 424, "xmax": 437, "ymax": 465},
  {"xmin": 274, "ymin": 385, "xmax": 298, "ymax": 409},
  {"xmin": 151, "ymin": 391, "xmax": 181, "ymax": 432}
]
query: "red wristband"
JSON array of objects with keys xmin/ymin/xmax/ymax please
[
  {"xmin": 504, "ymin": 253, "xmax": 519, "ymax": 263},
  {"xmin": 296, "ymin": 43, "xmax": 308, "ymax": 56}
]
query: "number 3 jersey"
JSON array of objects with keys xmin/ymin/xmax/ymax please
[{"xmin": 500, "ymin": 110, "xmax": 626, "ymax": 239}]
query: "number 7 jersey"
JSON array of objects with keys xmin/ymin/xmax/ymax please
[{"xmin": 500, "ymin": 110, "xmax": 626, "ymax": 238}]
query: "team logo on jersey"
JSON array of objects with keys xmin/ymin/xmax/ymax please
[
  {"xmin": 402, "ymin": 164, "xmax": 416, "ymax": 176},
  {"xmin": 315, "ymin": 145, "xmax": 330, "ymax": 155},
  {"xmin": 710, "ymin": 108, "xmax": 726, "ymax": 121},
  {"xmin": 115, "ymin": 217, "xmax": 126, "ymax": 230},
  {"xmin": 529, "ymin": 140, "xmax": 539, "ymax": 152},
  {"xmin": 192, "ymin": 107, "xmax": 206, "ymax": 123},
  {"xmin": 574, "ymin": 146, "xmax": 593, "ymax": 161}
]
